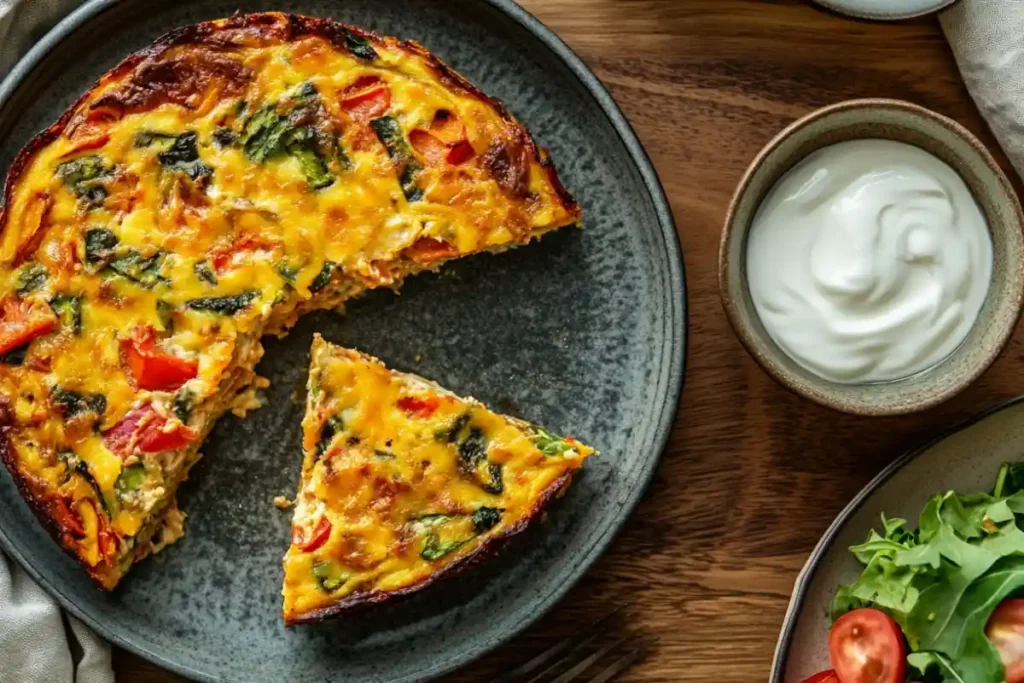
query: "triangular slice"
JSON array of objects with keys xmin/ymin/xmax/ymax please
[
  {"xmin": 283, "ymin": 335, "xmax": 594, "ymax": 623},
  {"xmin": 0, "ymin": 12, "xmax": 580, "ymax": 589}
]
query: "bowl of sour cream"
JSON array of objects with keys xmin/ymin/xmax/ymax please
[{"xmin": 721, "ymin": 99, "xmax": 1024, "ymax": 415}]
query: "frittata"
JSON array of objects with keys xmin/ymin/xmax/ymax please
[
  {"xmin": 284, "ymin": 336, "xmax": 593, "ymax": 623},
  {"xmin": 0, "ymin": 12, "xmax": 580, "ymax": 589}
]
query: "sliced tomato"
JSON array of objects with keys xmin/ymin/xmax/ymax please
[
  {"xmin": 428, "ymin": 110, "xmax": 467, "ymax": 144},
  {"xmin": 987, "ymin": 599, "xmax": 1024, "ymax": 683},
  {"xmin": 0, "ymin": 297, "xmax": 57, "ymax": 355},
  {"xmin": 52, "ymin": 496, "xmax": 85, "ymax": 538},
  {"xmin": 292, "ymin": 516, "xmax": 332, "ymax": 552},
  {"xmin": 829, "ymin": 609, "xmax": 906, "ymax": 683},
  {"xmin": 104, "ymin": 405, "xmax": 195, "ymax": 455},
  {"xmin": 801, "ymin": 671, "xmax": 840, "ymax": 683},
  {"xmin": 403, "ymin": 237, "xmax": 459, "ymax": 264},
  {"xmin": 397, "ymin": 395, "xmax": 440, "ymax": 417},
  {"xmin": 340, "ymin": 76, "xmax": 391, "ymax": 121},
  {"xmin": 445, "ymin": 140, "xmax": 475, "ymax": 165},
  {"xmin": 408, "ymin": 129, "xmax": 449, "ymax": 164},
  {"xmin": 209, "ymin": 234, "xmax": 278, "ymax": 273},
  {"xmin": 122, "ymin": 326, "xmax": 197, "ymax": 392}
]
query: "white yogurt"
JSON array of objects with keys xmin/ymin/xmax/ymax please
[{"xmin": 745, "ymin": 139, "xmax": 992, "ymax": 384}]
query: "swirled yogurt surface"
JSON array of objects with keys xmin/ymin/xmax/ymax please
[{"xmin": 746, "ymin": 139, "xmax": 992, "ymax": 384}]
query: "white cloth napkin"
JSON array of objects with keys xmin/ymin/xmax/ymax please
[
  {"xmin": 1, "ymin": 4, "xmax": 112, "ymax": 683},
  {"xmin": 941, "ymin": 0, "xmax": 1024, "ymax": 181}
]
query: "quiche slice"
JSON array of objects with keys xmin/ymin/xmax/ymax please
[
  {"xmin": 0, "ymin": 12, "xmax": 580, "ymax": 589},
  {"xmin": 283, "ymin": 336, "xmax": 593, "ymax": 623}
]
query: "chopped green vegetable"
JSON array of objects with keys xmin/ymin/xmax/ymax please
[
  {"xmin": 369, "ymin": 116, "xmax": 422, "ymax": 201},
  {"xmin": 107, "ymin": 250, "xmax": 166, "ymax": 288},
  {"xmin": 115, "ymin": 463, "xmax": 146, "ymax": 498},
  {"xmin": 533, "ymin": 428, "xmax": 574, "ymax": 457},
  {"xmin": 276, "ymin": 263, "xmax": 298, "ymax": 284},
  {"xmin": 156, "ymin": 132, "xmax": 212, "ymax": 180},
  {"xmin": 58, "ymin": 450, "xmax": 112, "ymax": 516},
  {"xmin": 833, "ymin": 463, "xmax": 1024, "ymax": 682},
  {"xmin": 292, "ymin": 81, "xmax": 318, "ymax": 99},
  {"xmin": 421, "ymin": 537, "xmax": 467, "ymax": 562},
  {"xmin": 212, "ymin": 128, "xmax": 238, "ymax": 148},
  {"xmin": 473, "ymin": 507, "xmax": 503, "ymax": 533},
  {"xmin": 373, "ymin": 449, "xmax": 395, "ymax": 460},
  {"xmin": 193, "ymin": 260, "xmax": 218, "ymax": 285},
  {"xmin": 84, "ymin": 228, "xmax": 118, "ymax": 267},
  {"xmin": 56, "ymin": 156, "xmax": 112, "ymax": 207},
  {"xmin": 156, "ymin": 299, "xmax": 175, "ymax": 332},
  {"xmin": 133, "ymin": 131, "xmax": 178, "ymax": 148},
  {"xmin": 309, "ymin": 261, "xmax": 335, "ymax": 293},
  {"xmin": 315, "ymin": 414, "xmax": 344, "ymax": 461},
  {"xmin": 16, "ymin": 262, "xmax": 48, "ymax": 295},
  {"xmin": 49, "ymin": 295, "xmax": 82, "ymax": 334},
  {"xmin": 241, "ymin": 104, "xmax": 336, "ymax": 188},
  {"xmin": 481, "ymin": 463, "xmax": 503, "ymax": 495},
  {"xmin": 185, "ymin": 290, "xmax": 260, "ymax": 315},
  {"xmin": 312, "ymin": 560, "xmax": 347, "ymax": 592},
  {"xmin": 457, "ymin": 427, "xmax": 487, "ymax": 468},
  {"xmin": 338, "ymin": 28, "xmax": 378, "ymax": 61},
  {"xmin": 50, "ymin": 386, "xmax": 106, "ymax": 419},
  {"xmin": 435, "ymin": 412, "xmax": 470, "ymax": 443},
  {"xmin": 173, "ymin": 388, "xmax": 195, "ymax": 423},
  {"xmin": 994, "ymin": 462, "xmax": 1024, "ymax": 498}
]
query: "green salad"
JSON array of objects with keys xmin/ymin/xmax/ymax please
[{"xmin": 804, "ymin": 462, "xmax": 1024, "ymax": 683}]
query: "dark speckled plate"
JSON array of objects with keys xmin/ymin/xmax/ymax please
[{"xmin": 0, "ymin": 2, "xmax": 684, "ymax": 681}]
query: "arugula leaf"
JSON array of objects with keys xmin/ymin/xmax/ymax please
[{"xmin": 185, "ymin": 291, "xmax": 259, "ymax": 315}]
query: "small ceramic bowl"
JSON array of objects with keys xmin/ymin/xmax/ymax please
[
  {"xmin": 811, "ymin": 0, "xmax": 960, "ymax": 21},
  {"xmin": 720, "ymin": 99, "xmax": 1024, "ymax": 416}
]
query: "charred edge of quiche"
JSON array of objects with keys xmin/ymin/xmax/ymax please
[
  {"xmin": 0, "ymin": 428, "xmax": 119, "ymax": 588},
  {"xmin": 284, "ymin": 470, "xmax": 576, "ymax": 625},
  {"xmin": 0, "ymin": 11, "xmax": 581, "ymax": 238}
]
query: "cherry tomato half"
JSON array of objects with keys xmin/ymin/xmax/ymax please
[
  {"xmin": 802, "ymin": 671, "xmax": 840, "ymax": 683},
  {"xmin": 0, "ymin": 297, "xmax": 56, "ymax": 355},
  {"xmin": 987, "ymin": 599, "xmax": 1024, "ymax": 683},
  {"xmin": 828, "ymin": 609, "xmax": 906, "ymax": 683}
]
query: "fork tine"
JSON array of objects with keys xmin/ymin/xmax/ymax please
[
  {"xmin": 587, "ymin": 638, "xmax": 655, "ymax": 683},
  {"xmin": 548, "ymin": 634, "xmax": 632, "ymax": 683},
  {"xmin": 490, "ymin": 606, "xmax": 627, "ymax": 683}
]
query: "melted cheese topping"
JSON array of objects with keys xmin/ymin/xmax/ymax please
[
  {"xmin": 282, "ymin": 336, "xmax": 593, "ymax": 622},
  {"xmin": 0, "ymin": 14, "xmax": 579, "ymax": 589}
]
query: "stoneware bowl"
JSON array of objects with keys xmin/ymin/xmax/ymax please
[
  {"xmin": 811, "ymin": 0, "xmax": 960, "ymax": 20},
  {"xmin": 720, "ymin": 98, "xmax": 1024, "ymax": 416},
  {"xmin": 771, "ymin": 395, "xmax": 1024, "ymax": 681}
]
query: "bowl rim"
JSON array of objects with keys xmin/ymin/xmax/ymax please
[
  {"xmin": 811, "ymin": 0, "xmax": 961, "ymax": 21},
  {"xmin": 719, "ymin": 97, "xmax": 1024, "ymax": 416}
]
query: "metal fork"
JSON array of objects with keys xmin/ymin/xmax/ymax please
[{"xmin": 492, "ymin": 607, "xmax": 655, "ymax": 683}]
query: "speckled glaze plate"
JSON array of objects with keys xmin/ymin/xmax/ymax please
[
  {"xmin": 0, "ymin": 2, "xmax": 684, "ymax": 682},
  {"xmin": 771, "ymin": 397, "xmax": 1024, "ymax": 682},
  {"xmin": 811, "ymin": 0, "xmax": 960, "ymax": 20}
]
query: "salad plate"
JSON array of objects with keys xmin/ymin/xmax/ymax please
[
  {"xmin": 0, "ymin": 0, "xmax": 684, "ymax": 681},
  {"xmin": 773, "ymin": 396, "xmax": 1024, "ymax": 682}
]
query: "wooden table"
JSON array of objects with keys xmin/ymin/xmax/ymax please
[{"xmin": 116, "ymin": 1, "xmax": 1022, "ymax": 680}]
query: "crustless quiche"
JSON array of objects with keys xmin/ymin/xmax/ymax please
[
  {"xmin": 0, "ymin": 12, "xmax": 581, "ymax": 592},
  {"xmin": 284, "ymin": 336, "xmax": 593, "ymax": 623}
]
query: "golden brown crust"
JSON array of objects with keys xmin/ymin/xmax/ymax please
[
  {"xmin": 0, "ymin": 11, "xmax": 580, "ymax": 242},
  {"xmin": 285, "ymin": 471, "xmax": 574, "ymax": 625},
  {"xmin": 0, "ymin": 430, "xmax": 117, "ymax": 588}
]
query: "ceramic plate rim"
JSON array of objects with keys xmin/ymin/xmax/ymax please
[
  {"xmin": 769, "ymin": 395, "xmax": 1024, "ymax": 681},
  {"xmin": 0, "ymin": 1, "xmax": 687, "ymax": 681},
  {"xmin": 811, "ymin": 0, "xmax": 960, "ymax": 20}
]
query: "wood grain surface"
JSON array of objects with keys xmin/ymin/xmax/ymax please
[{"xmin": 112, "ymin": 0, "xmax": 1022, "ymax": 681}]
